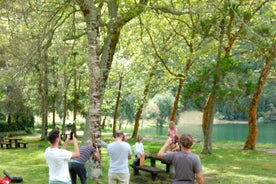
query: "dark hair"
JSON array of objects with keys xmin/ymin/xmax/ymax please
[
  {"xmin": 179, "ymin": 134, "xmax": 193, "ymax": 149},
  {"xmin": 48, "ymin": 129, "xmax": 60, "ymax": 144}
]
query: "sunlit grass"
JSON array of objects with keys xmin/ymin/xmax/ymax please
[{"xmin": 0, "ymin": 134, "xmax": 276, "ymax": 184}]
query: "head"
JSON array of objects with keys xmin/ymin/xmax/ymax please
[
  {"xmin": 179, "ymin": 134, "xmax": 193, "ymax": 149},
  {"xmin": 47, "ymin": 129, "xmax": 60, "ymax": 144},
  {"xmin": 173, "ymin": 135, "xmax": 179, "ymax": 144},
  {"xmin": 86, "ymin": 140, "xmax": 93, "ymax": 146},
  {"xmin": 114, "ymin": 130, "xmax": 124, "ymax": 138},
  {"xmin": 169, "ymin": 121, "xmax": 176, "ymax": 129},
  {"xmin": 137, "ymin": 136, "xmax": 143, "ymax": 142}
]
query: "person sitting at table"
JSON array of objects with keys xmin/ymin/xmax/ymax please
[
  {"xmin": 158, "ymin": 134, "xmax": 204, "ymax": 184},
  {"xmin": 132, "ymin": 136, "xmax": 146, "ymax": 166}
]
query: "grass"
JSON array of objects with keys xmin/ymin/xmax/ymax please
[{"xmin": 0, "ymin": 135, "xmax": 276, "ymax": 184}]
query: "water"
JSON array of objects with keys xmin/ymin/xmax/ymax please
[{"xmin": 126, "ymin": 122, "xmax": 276, "ymax": 144}]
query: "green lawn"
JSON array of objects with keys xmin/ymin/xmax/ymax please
[{"xmin": 0, "ymin": 135, "xmax": 276, "ymax": 184}]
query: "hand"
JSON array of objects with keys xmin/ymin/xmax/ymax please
[{"xmin": 165, "ymin": 137, "xmax": 172, "ymax": 146}]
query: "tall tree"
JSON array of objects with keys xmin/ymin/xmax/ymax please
[
  {"xmin": 201, "ymin": 0, "xmax": 269, "ymax": 154},
  {"xmin": 75, "ymin": 0, "xmax": 149, "ymax": 177}
]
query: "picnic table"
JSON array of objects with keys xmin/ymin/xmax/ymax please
[
  {"xmin": 147, "ymin": 153, "xmax": 172, "ymax": 172},
  {"xmin": 6, "ymin": 137, "xmax": 23, "ymax": 148},
  {"xmin": 130, "ymin": 153, "xmax": 172, "ymax": 181}
]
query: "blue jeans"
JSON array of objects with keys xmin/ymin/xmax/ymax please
[{"xmin": 69, "ymin": 161, "xmax": 87, "ymax": 184}]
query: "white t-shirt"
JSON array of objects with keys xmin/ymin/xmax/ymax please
[
  {"xmin": 134, "ymin": 142, "xmax": 144, "ymax": 158},
  {"xmin": 45, "ymin": 147, "xmax": 72, "ymax": 182}
]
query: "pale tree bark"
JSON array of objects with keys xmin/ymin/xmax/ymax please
[
  {"xmin": 244, "ymin": 44, "xmax": 276, "ymax": 150},
  {"xmin": 76, "ymin": 0, "xmax": 149, "ymax": 178}
]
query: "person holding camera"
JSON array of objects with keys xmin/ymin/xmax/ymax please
[
  {"xmin": 158, "ymin": 134, "xmax": 203, "ymax": 184},
  {"xmin": 69, "ymin": 140, "xmax": 100, "ymax": 184},
  {"xmin": 107, "ymin": 130, "xmax": 132, "ymax": 184},
  {"xmin": 45, "ymin": 129, "xmax": 80, "ymax": 184}
]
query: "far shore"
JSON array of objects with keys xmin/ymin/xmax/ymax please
[{"xmin": 179, "ymin": 110, "xmax": 247, "ymax": 125}]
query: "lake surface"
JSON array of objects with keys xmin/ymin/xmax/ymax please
[{"xmin": 127, "ymin": 122, "xmax": 276, "ymax": 144}]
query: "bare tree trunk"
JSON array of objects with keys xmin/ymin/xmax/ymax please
[
  {"xmin": 132, "ymin": 66, "xmax": 155, "ymax": 139},
  {"xmin": 62, "ymin": 89, "xmax": 67, "ymax": 138},
  {"xmin": 244, "ymin": 44, "xmax": 276, "ymax": 150},
  {"xmin": 201, "ymin": 93, "xmax": 216, "ymax": 154},
  {"xmin": 170, "ymin": 78, "xmax": 184, "ymax": 122},
  {"xmin": 52, "ymin": 102, "xmax": 56, "ymax": 129},
  {"xmin": 113, "ymin": 76, "xmax": 123, "ymax": 135},
  {"xmin": 40, "ymin": 55, "xmax": 49, "ymax": 140}
]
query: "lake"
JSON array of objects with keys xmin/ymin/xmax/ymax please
[{"xmin": 127, "ymin": 122, "xmax": 276, "ymax": 144}]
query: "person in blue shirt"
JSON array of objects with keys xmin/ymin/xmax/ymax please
[{"xmin": 107, "ymin": 130, "xmax": 132, "ymax": 184}]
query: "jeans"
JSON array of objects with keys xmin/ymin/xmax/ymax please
[{"xmin": 69, "ymin": 161, "xmax": 87, "ymax": 184}]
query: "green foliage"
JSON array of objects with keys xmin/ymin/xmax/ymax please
[{"xmin": 151, "ymin": 92, "xmax": 174, "ymax": 126}]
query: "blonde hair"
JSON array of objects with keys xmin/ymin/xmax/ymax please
[{"xmin": 137, "ymin": 136, "xmax": 143, "ymax": 142}]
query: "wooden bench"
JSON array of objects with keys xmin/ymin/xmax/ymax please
[
  {"xmin": 130, "ymin": 165, "xmax": 165, "ymax": 181},
  {"xmin": 0, "ymin": 142, "xmax": 12, "ymax": 149},
  {"xmin": 17, "ymin": 142, "xmax": 28, "ymax": 148}
]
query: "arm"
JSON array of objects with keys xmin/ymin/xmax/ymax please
[
  {"xmin": 195, "ymin": 173, "xmax": 204, "ymax": 184},
  {"xmin": 62, "ymin": 137, "xmax": 70, "ymax": 149},
  {"xmin": 93, "ymin": 147, "xmax": 100, "ymax": 161},
  {"xmin": 71, "ymin": 136, "xmax": 80, "ymax": 159},
  {"xmin": 157, "ymin": 137, "xmax": 172, "ymax": 158}
]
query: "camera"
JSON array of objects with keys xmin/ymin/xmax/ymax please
[
  {"xmin": 70, "ymin": 131, "xmax": 74, "ymax": 140},
  {"xmin": 92, "ymin": 142, "xmax": 101, "ymax": 148}
]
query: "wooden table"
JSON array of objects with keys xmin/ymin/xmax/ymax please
[
  {"xmin": 7, "ymin": 137, "xmax": 22, "ymax": 148},
  {"xmin": 147, "ymin": 153, "xmax": 172, "ymax": 173}
]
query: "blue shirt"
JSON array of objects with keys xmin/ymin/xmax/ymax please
[{"xmin": 107, "ymin": 141, "xmax": 132, "ymax": 174}]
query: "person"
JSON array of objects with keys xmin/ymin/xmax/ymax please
[
  {"xmin": 166, "ymin": 135, "xmax": 180, "ymax": 152},
  {"xmin": 69, "ymin": 140, "xmax": 100, "ymax": 184},
  {"xmin": 157, "ymin": 134, "xmax": 204, "ymax": 184},
  {"xmin": 133, "ymin": 136, "xmax": 146, "ymax": 166},
  {"xmin": 45, "ymin": 129, "xmax": 80, "ymax": 184},
  {"xmin": 107, "ymin": 130, "xmax": 132, "ymax": 184},
  {"xmin": 168, "ymin": 121, "xmax": 178, "ymax": 143}
]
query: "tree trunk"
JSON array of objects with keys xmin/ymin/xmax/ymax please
[
  {"xmin": 73, "ymin": 69, "xmax": 78, "ymax": 122},
  {"xmin": 201, "ymin": 93, "xmax": 216, "ymax": 154},
  {"xmin": 52, "ymin": 102, "xmax": 56, "ymax": 129},
  {"xmin": 62, "ymin": 89, "xmax": 67, "ymax": 138},
  {"xmin": 76, "ymin": 0, "xmax": 149, "ymax": 178},
  {"xmin": 113, "ymin": 76, "xmax": 123, "ymax": 135},
  {"xmin": 132, "ymin": 66, "xmax": 154, "ymax": 139},
  {"xmin": 170, "ymin": 78, "xmax": 184, "ymax": 122},
  {"xmin": 40, "ymin": 55, "xmax": 49, "ymax": 140},
  {"xmin": 244, "ymin": 44, "xmax": 276, "ymax": 150}
]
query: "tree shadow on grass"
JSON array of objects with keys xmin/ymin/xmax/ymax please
[{"xmin": 130, "ymin": 172, "xmax": 172, "ymax": 184}]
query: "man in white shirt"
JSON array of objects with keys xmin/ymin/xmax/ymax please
[{"xmin": 45, "ymin": 129, "xmax": 80, "ymax": 184}]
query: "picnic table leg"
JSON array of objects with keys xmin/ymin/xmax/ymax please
[
  {"xmin": 166, "ymin": 164, "xmax": 170, "ymax": 172},
  {"xmin": 133, "ymin": 167, "xmax": 139, "ymax": 175},
  {"xmin": 150, "ymin": 159, "xmax": 156, "ymax": 167},
  {"xmin": 151, "ymin": 173, "xmax": 158, "ymax": 181}
]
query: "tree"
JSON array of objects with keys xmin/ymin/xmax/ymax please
[
  {"xmin": 201, "ymin": 0, "xmax": 269, "ymax": 154},
  {"xmin": 75, "ymin": 0, "xmax": 149, "ymax": 177}
]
